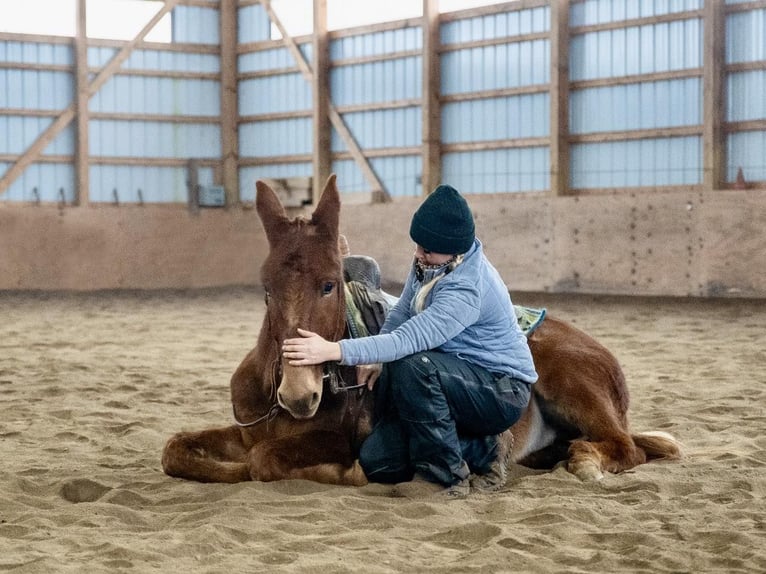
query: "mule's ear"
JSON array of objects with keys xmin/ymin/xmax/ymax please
[
  {"xmin": 311, "ymin": 174, "xmax": 340, "ymax": 239},
  {"xmin": 256, "ymin": 180, "xmax": 289, "ymax": 244}
]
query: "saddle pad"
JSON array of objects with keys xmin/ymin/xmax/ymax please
[{"xmin": 514, "ymin": 305, "xmax": 546, "ymax": 337}]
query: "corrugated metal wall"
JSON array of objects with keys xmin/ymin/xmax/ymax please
[
  {"xmin": 0, "ymin": 39, "xmax": 76, "ymax": 202},
  {"xmin": 1, "ymin": 1, "xmax": 765, "ymax": 204},
  {"xmin": 726, "ymin": 3, "xmax": 766, "ymax": 182},
  {"xmin": 569, "ymin": 0, "xmax": 704, "ymax": 189}
]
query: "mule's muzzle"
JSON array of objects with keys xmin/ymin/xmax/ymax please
[
  {"xmin": 277, "ymin": 364, "xmax": 323, "ymax": 419},
  {"xmin": 278, "ymin": 390, "xmax": 320, "ymax": 419}
]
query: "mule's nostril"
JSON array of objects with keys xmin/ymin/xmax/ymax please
[{"xmin": 312, "ymin": 392, "xmax": 319, "ymax": 404}]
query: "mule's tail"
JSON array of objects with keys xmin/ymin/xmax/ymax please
[{"xmin": 633, "ymin": 431, "xmax": 683, "ymax": 461}]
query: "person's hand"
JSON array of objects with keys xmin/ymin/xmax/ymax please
[
  {"xmin": 356, "ymin": 363, "xmax": 382, "ymax": 391},
  {"xmin": 282, "ymin": 328, "xmax": 341, "ymax": 366}
]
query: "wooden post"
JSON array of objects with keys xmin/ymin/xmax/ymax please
[
  {"xmin": 75, "ymin": 0, "xmax": 89, "ymax": 205},
  {"xmin": 421, "ymin": 0, "xmax": 441, "ymax": 196},
  {"xmin": 550, "ymin": 0, "xmax": 570, "ymax": 196},
  {"xmin": 703, "ymin": 0, "xmax": 725, "ymax": 191},
  {"xmin": 312, "ymin": 0, "xmax": 332, "ymax": 203},
  {"xmin": 220, "ymin": 0, "xmax": 240, "ymax": 206}
]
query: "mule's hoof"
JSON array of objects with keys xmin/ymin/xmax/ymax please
[{"xmin": 568, "ymin": 460, "xmax": 604, "ymax": 482}]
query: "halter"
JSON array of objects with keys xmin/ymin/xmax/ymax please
[{"xmin": 233, "ymin": 276, "xmax": 363, "ymax": 428}]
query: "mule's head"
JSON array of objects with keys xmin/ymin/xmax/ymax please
[{"xmin": 256, "ymin": 175, "xmax": 345, "ymax": 419}]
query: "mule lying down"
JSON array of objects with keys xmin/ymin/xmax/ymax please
[{"xmin": 162, "ymin": 175, "xmax": 681, "ymax": 486}]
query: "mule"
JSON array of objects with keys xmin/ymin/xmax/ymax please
[{"xmin": 161, "ymin": 175, "xmax": 681, "ymax": 486}]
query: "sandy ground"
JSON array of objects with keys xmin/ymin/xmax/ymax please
[{"xmin": 1, "ymin": 288, "xmax": 765, "ymax": 573}]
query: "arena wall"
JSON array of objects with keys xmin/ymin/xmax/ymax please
[{"xmin": 2, "ymin": 187, "xmax": 764, "ymax": 297}]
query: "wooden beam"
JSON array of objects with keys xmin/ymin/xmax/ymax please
[
  {"xmin": 421, "ymin": 0, "xmax": 441, "ymax": 196},
  {"xmin": 570, "ymin": 125, "xmax": 703, "ymax": 144},
  {"xmin": 703, "ymin": 0, "xmax": 725, "ymax": 190},
  {"xmin": 569, "ymin": 9, "xmax": 704, "ymax": 36},
  {"xmin": 220, "ymin": 0, "xmax": 239, "ymax": 206},
  {"xmin": 441, "ymin": 85, "xmax": 549, "ymax": 103},
  {"xmin": 550, "ymin": 0, "xmax": 570, "ymax": 196},
  {"xmin": 0, "ymin": 0, "xmax": 181, "ymax": 197},
  {"xmin": 443, "ymin": 138, "xmax": 550, "ymax": 153},
  {"xmin": 259, "ymin": 0, "xmax": 389, "ymax": 200},
  {"xmin": 312, "ymin": 0, "xmax": 332, "ymax": 202},
  {"xmin": 75, "ymin": 0, "xmax": 89, "ymax": 205}
]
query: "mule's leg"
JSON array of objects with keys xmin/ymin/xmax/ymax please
[
  {"xmin": 162, "ymin": 426, "xmax": 251, "ymax": 483},
  {"xmin": 247, "ymin": 430, "xmax": 367, "ymax": 486}
]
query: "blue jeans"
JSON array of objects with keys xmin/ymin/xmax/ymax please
[{"xmin": 359, "ymin": 351, "xmax": 531, "ymax": 486}]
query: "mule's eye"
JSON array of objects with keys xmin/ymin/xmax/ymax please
[{"xmin": 322, "ymin": 282, "xmax": 335, "ymax": 296}]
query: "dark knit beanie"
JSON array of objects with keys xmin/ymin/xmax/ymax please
[{"xmin": 409, "ymin": 184, "xmax": 475, "ymax": 254}]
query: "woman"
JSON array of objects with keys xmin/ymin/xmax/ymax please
[{"xmin": 282, "ymin": 184, "xmax": 537, "ymax": 497}]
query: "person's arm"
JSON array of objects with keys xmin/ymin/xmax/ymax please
[{"xmin": 338, "ymin": 276, "xmax": 481, "ymax": 365}]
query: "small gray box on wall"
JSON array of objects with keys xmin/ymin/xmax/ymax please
[{"xmin": 198, "ymin": 185, "xmax": 226, "ymax": 207}]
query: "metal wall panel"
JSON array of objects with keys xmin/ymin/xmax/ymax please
[
  {"xmin": 570, "ymin": 19, "xmax": 702, "ymax": 80},
  {"xmin": 330, "ymin": 27, "xmax": 422, "ymax": 60},
  {"xmin": 239, "ymin": 162, "xmax": 313, "ymax": 202},
  {"xmin": 0, "ymin": 69, "xmax": 73, "ymax": 110},
  {"xmin": 0, "ymin": 41, "xmax": 72, "ymax": 65},
  {"xmin": 442, "ymin": 94, "xmax": 549, "ymax": 143},
  {"xmin": 0, "ymin": 118, "xmax": 74, "ymax": 156},
  {"xmin": 89, "ymin": 165, "xmax": 207, "ymax": 203},
  {"xmin": 727, "ymin": 131, "xmax": 766, "ymax": 182},
  {"xmin": 238, "ymin": 3, "xmax": 272, "ymax": 44},
  {"xmin": 90, "ymin": 76, "xmax": 220, "ymax": 116},
  {"xmin": 441, "ymin": 40, "xmax": 550, "ymax": 94},
  {"xmin": 442, "ymin": 147, "xmax": 549, "ymax": 193},
  {"xmin": 440, "ymin": 6, "xmax": 550, "ymax": 44},
  {"xmin": 239, "ymin": 44, "xmax": 311, "ymax": 73},
  {"xmin": 0, "ymin": 162, "xmax": 75, "ymax": 203},
  {"xmin": 570, "ymin": 78, "xmax": 701, "ymax": 133},
  {"xmin": 725, "ymin": 7, "xmax": 766, "ymax": 183},
  {"xmin": 571, "ymin": 136, "xmax": 701, "ymax": 188},
  {"xmin": 329, "ymin": 156, "xmax": 421, "ymax": 197},
  {"xmin": 123, "ymin": 49, "xmax": 220, "ymax": 73},
  {"xmin": 172, "ymin": 6, "xmax": 219, "ymax": 44},
  {"xmin": 330, "ymin": 107, "xmax": 420, "ymax": 152},
  {"xmin": 570, "ymin": 0, "xmax": 703, "ymax": 26},
  {"xmin": 727, "ymin": 71, "xmax": 766, "ymax": 122},
  {"xmin": 240, "ymin": 118, "xmax": 312, "ymax": 157},
  {"xmin": 330, "ymin": 56, "xmax": 421, "ymax": 106},
  {"xmin": 239, "ymin": 74, "xmax": 312, "ymax": 115},
  {"xmin": 330, "ymin": 159, "xmax": 365, "ymax": 194},
  {"xmin": 89, "ymin": 121, "xmax": 220, "ymax": 159},
  {"xmin": 726, "ymin": 9, "xmax": 766, "ymax": 63}
]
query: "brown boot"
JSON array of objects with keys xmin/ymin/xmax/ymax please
[{"xmin": 470, "ymin": 431, "xmax": 512, "ymax": 492}]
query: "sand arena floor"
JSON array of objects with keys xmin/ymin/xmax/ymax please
[{"xmin": 1, "ymin": 288, "xmax": 764, "ymax": 573}]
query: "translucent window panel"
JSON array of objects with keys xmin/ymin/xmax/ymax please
[
  {"xmin": 442, "ymin": 93, "xmax": 549, "ymax": 143},
  {"xmin": 0, "ymin": 163, "xmax": 75, "ymax": 203},
  {"xmin": 239, "ymin": 119, "xmax": 312, "ymax": 158},
  {"xmin": 727, "ymin": 131, "xmax": 766, "ymax": 182},
  {"xmin": 570, "ymin": 78, "xmax": 702, "ymax": 134},
  {"xmin": 570, "ymin": 19, "xmax": 702, "ymax": 81},
  {"xmin": 442, "ymin": 147, "xmax": 549, "ymax": 193},
  {"xmin": 571, "ymin": 137, "xmax": 702, "ymax": 188}
]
